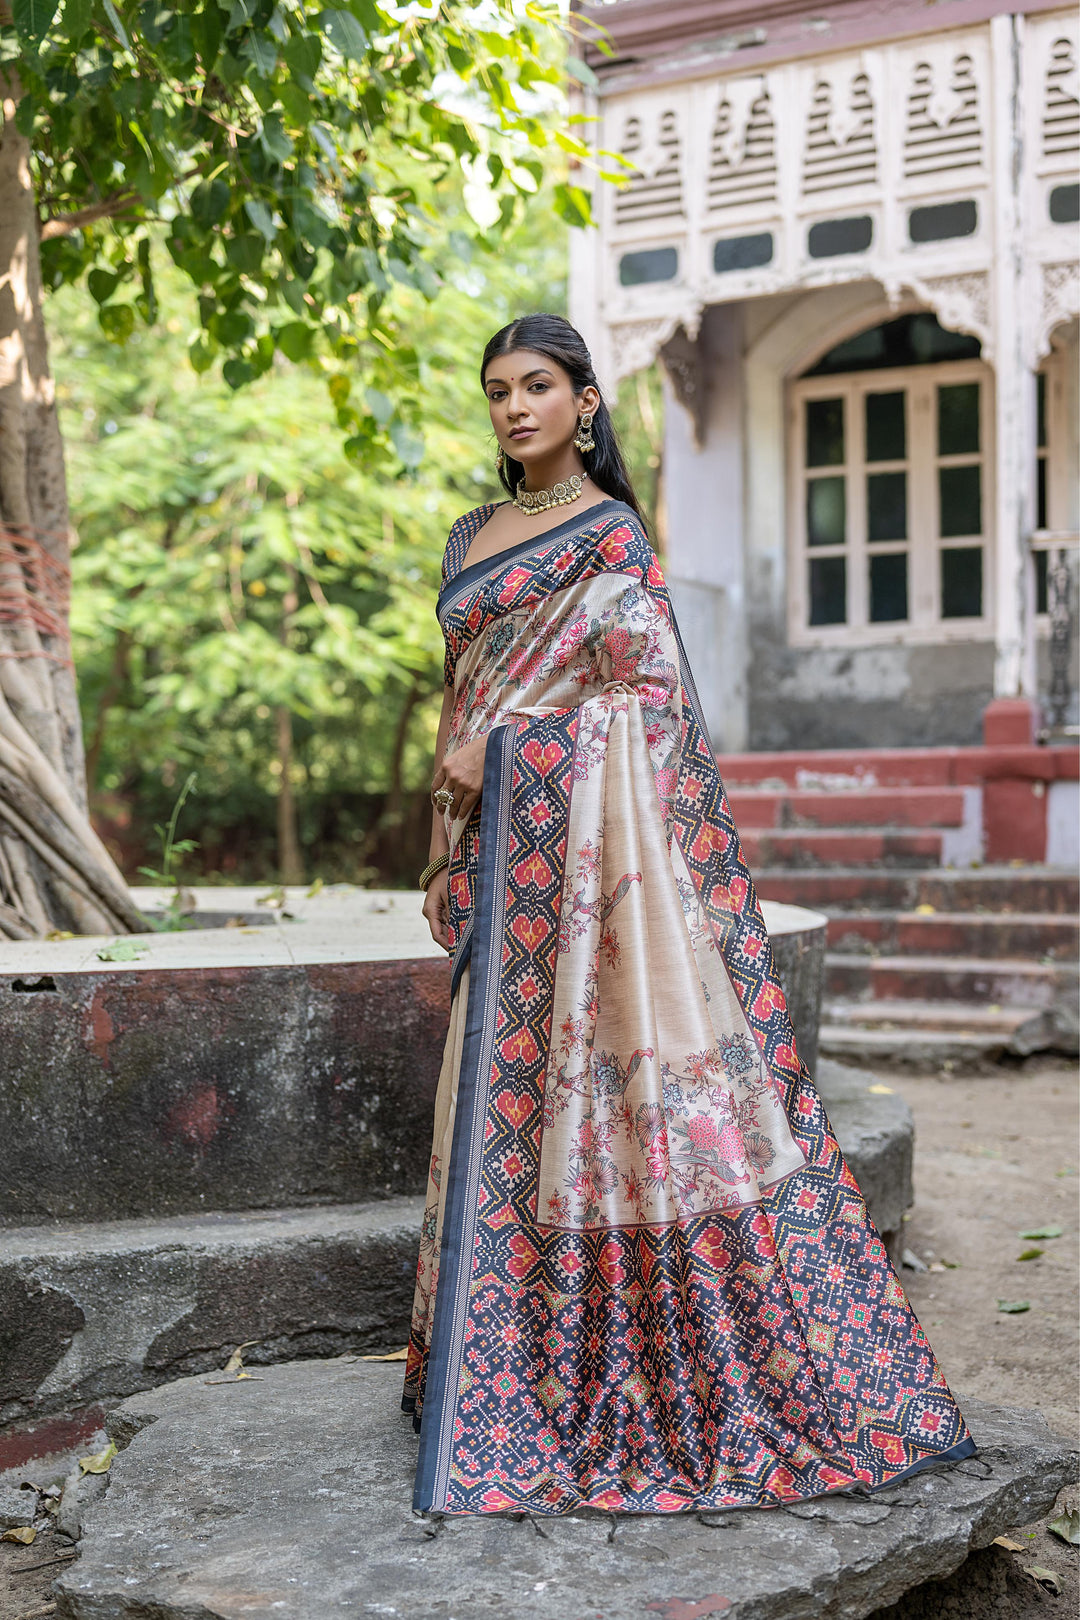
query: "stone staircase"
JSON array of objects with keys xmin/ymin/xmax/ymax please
[{"xmin": 721, "ymin": 748, "xmax": 1080, "ymax": 1069}]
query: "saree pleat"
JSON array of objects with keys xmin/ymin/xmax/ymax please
[{"xmin": 403, "ymin": 499, "xmax": 975, "ymax": 1516}]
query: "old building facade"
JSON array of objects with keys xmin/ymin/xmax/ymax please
[{"xmin": 572, "ymin": 0, "xmax": 1079, "ymax": 750}]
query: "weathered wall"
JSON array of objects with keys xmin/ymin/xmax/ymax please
[{"xmin": 1, "ymin": 959, "xmax": 450, "ymax": 1225}]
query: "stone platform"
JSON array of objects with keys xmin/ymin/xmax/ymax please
[
  {"xmin": 55, "ymin": 1359, "xmax": 1077, "ymax": 1620},
  {"xmin": 0, "ymin": 1062, "xmax": 910, "ymax": 1447},
  {"xmin": 1, "ymin": 889, "xmax": 826, "ymax": 1225}
]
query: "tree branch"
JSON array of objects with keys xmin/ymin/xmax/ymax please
[{"xmin": 40, "ymin": 191, "xmax": 142, "ymax": 241}]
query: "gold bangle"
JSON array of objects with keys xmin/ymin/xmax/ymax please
[{"xmin": 419, "ymin": 853, "xmax": 450, "ymax": 891}]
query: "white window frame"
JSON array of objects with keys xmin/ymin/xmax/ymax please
[{"xmin": 787, "ymin": 358, "xmax": 996, "ymax": 647}]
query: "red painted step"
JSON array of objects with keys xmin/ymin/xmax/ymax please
[
  {"xmin": 754, "ymin": 867, "xmax": 1080, "ymax": 914},
  {"xmin": 718, "ymin": 745, "xmax": 1079, "ymax": 790},
  {"xmin": 727, "ymin": 787, "xmax": 967, "ymax": 830},
  {"xmin": 741, "ymin": 828, "xmax": 944, "ymax": 869},
  {"xmin": 825, "ymin": 952, "xmax": 1076, "ymax": 1007},
  {"xmin": 824, "ymin": 911, "xmax": 1079, "ymax": 959}
]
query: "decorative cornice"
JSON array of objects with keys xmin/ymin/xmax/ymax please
[{"xmin": 574, "ymin": 0, "xmax": 1072, "ymax": 89}]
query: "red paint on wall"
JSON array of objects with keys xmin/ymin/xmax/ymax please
[
  {"xmin": 162, "ymin": 1083, "xmax": 226, "ymax": 1151},
  {"xmin": 84, "ymin": 992, "xmax": 116, "ymax": 1068},
  {"xmin": 0, "ymin": 1407, "xmax": 106, "ymax": 1472}
]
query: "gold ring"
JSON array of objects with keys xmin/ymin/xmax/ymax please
[{"xmin": 434, "ymin": 787, "xmax": 454, "ymax": 810}]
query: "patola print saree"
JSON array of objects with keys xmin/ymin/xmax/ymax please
[{"xmin": 403, "ymin": 498, "xmax": 974, "ymax": 1516}]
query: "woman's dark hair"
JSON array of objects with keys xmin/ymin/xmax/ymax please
[{"xmin": 480, "ymin": 314, "xmax": 646, "ymax": 526}]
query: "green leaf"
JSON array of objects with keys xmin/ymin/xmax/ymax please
[
  {"xmin": 239, "ymin": 31, "xmax": 277, "ymax": 76},
  {"xmin": 88, "ymin": 268, "xmax": 120, "ymax": 305},
  {"xmin": 566, "ymin": 55, "xmax": 599, "ymax": 90},
  {"xmin": 364, "ymin": 387, "xmax": 392, "ymax": 424},
  {"xmin": 390, "ymin": 418, "xmax": 423, "ymax": 467},
  {"xmin": 190, "ymin": 4, "xmax": 223, "ymax": 67},
  {"xmin": 282, "ymin": 31, "xmax": 321, "ymax": 83},
  {"xmin": 276, "ymin": 320, "xmax": 314, "ymax": 361},
  {"xmin": 191, "ymin": 178, "xmax": 230, "ymax": 227},
  {"xmin": 101, "ymin": 0, "xmax": 131, "ymax": 49},
  {"xmin": 99, "ymin": 303, "xmax": 136, "ymax": 343},
  {"xmin": 226, "ymin": 233, "xmax": 265, "ymax": 272},
  {"xmin": 552, "ymin": 181, "xmax": 592, "ymax": 230},
  {"xmin": 259, "ymin": 112, "xmax": 293, "ymax": 163},
  {"xmin": 14, "ymin": 95, "xmax": 36, "ymax": 136},
  {"xmin": 244, "ymin": 198, "xmax": 276, "ymax": 240},
  {"xmin": 995, "ymin": 1299, "xmax": 1031, "ymax": 1313},
  {"xmin": 1018, "ymin": 1224, "xmax": 1063, "ymax": 1240},
  {"xmin": 1016, "ymin": 1247, "xmax": 1043, "ymax": 1261},
  {"xmin": 188, "ymin": 334, "xmax": 216, "ymax": 373},
  {"xmin": 12, "ymin": 0, "xmax": 59, "ymax": 49},
  {"xmin": 61, "ymin": 0, "xmax": 93, "ymax": 42},
  {"xmin": 96, "ymin": 940, "xmax": 149, "ymax": 961},
  {"xmin": 222, "ymin": 357, "xmax": 256, "ymax": 389},
  {"xmin": 317, "ymin": 8, "xmax": 367, "ymax": 59}
]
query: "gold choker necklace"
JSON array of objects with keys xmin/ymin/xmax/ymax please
[{"xmin": 514, "ymin": 473, "xmax": 586, "ymax": 515}]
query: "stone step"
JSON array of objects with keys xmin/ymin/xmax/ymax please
[
  {"xmin": 755, "ymin": 867, "xmax": 1080, "ymax": 913},
  {"xmin": 825, "ymin": 910, "xmax": 1080, "ymax": 959},
  {"xmin": 825, "ymin": 952, "xmax": 1076, "ymax": 1007},
  {"xmin": 741, "ymin": 828, "xmax": 946, "ymax": 869},
  {"xmin": 0, "ymin": 1063, "xmax": 912, "ymax": 1468},
  {"xmin": 56, "ymin": 1360, "xmax": 1078, "ymax": 1620},
  {"xmin": 726, "ymin": 786, "xmax": 967, "ymax": 829},
  {"xmin": 821, "ymin": 999, "xmax": 1079, "ymax": 1068},
  {"xmin": 0, "ymin": 1197, "xmax": 423, "ymax": 1468}
]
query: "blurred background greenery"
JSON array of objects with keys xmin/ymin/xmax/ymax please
[{"xmin": 59, "ymin": 198, "xmax": 665, "ymax": 887}]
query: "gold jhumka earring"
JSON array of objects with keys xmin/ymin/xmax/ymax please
[
  {"xmin": 496, "ymin": 447, "xmax": 505, "ymax": 475},
  {"xmin": 573, "ymin": 413, "xmax": 596, "ymax": 453}
]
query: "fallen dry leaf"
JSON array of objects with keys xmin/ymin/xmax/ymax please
[
  {"xmin": 867, "ymin": 1083, "xmax": 894, "ymax": 1095},
  {"xmin": 1, "ymin": 1525, "xmax": 36, "ymax": 1544},
  {"xmin": 992, "ymin": 1534, "xmax": 1025, "ymax": 1552},
  {"xmin": 222, "ymin": 1341, "xmax": 259, "ymax": 1374},
  {"xmin": 78, "ymin": 1442, "xmax": 117, "ymax": 1475},
  {"xmin": 1022, "ymin": 1564, "xmax": 1062, "ymax": 1595},
  {"xmin": 357, "ymin": 1347, "xmax": 409, "ymax": 1362},
  {"xmin": 996, "ymin": 1299, "xmax": 1031, "ymax": 1313},
  {"xmin": 1048, "ymin": 1508, "xmax": 1080, "ymax": 1545}
]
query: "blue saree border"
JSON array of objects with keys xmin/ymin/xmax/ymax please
[{"xmin": 413, "ymin": 723, "xmax": 516, "ymax": 1513}]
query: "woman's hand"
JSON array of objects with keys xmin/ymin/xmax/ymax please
[
  {"xmin": 431, "ymin": 733, "xmax": 489, "ymax": 825},
  {"xmin": 422, "ymin": 868, "xmax": 450, "ymax": 953}
]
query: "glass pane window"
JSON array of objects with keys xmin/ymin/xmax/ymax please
[
  {"xmin": 868, "ymin": 472, "xmax": 907, "ymax": 542},
  {"xmin": 939, "ymin": 464, "xmax": 981, "ymax": 538},
  {"xmin": 941, "ymin": 547, "xmax": 983, "ymax": 617},
  {"xmin": 869, "ymin": 553, "xmax": 908, "ymax": 622},
  {"xmin": 809, "ymin": 556, "xmax": 846, "ymax": 624},
  {"xmin": 937, "ymin": 383, "xmax": 980, "ymax": 455},
  {"xmin": 865, "ymin": 392, "xmax": 906, "ymax": 461},
  {"xmin": 806, "ymin": 398, "xmax": 845, "ymax": 467},
  {"xmin": 807, "ymin": 476, "xmax": 846, "ymax": 546}
]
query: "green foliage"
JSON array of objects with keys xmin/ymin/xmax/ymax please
[
  {"xmin": 56, "ymin": 205, "xmax": 567, "ymax": 881},
  {"xmin": 5, "ymin": 0, "xmax": 595, "ymax": 468}
]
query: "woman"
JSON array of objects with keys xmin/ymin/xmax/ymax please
[{"xmin": 403, "ymin": 313, "xmax": 974, "ymax": 1517}]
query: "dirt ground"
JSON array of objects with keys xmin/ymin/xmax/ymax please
[{"xmin": 1, "ymin": 1062, "xmax": 1076, "ymax": 1620}]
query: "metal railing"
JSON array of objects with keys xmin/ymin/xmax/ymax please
[{"xmin": 1030, "ymin": 531, "xmax": 1080, "ymax": 740}]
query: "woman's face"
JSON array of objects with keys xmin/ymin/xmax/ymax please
[{"xmin": 483, "ymin": 348, "xmax": 597, "ymax": 467}]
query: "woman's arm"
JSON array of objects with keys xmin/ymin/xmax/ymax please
[{"xmin": 421, "ymin": 684, "xmax": 456, "ymax": 951}]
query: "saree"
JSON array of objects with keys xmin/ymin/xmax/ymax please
[{"xmin": 403, "ymin": 497, "xmax": 975, "ymax": 1516}]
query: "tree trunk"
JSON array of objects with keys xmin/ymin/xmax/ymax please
[
  {"xmin": 275, "ymin": 567, "xmax": 304, "ymax": 885},
  {"xmin": 0, "ymin": 81, "xmax": 143, "ymax": 936}
]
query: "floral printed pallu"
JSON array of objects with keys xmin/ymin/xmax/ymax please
[{"xmin": 403, "ymin": 498, "xmax": 974, "ymax": 1516}]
